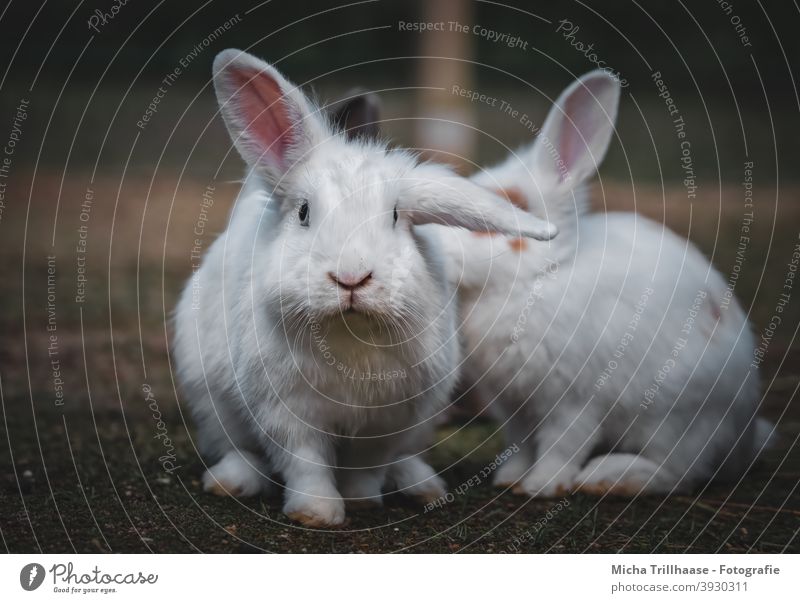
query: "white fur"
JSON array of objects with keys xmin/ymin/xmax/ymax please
[
  {"xmin": 202, "ymin": 449, "xmax": 273, "ymax": 497},
  {"xmin": 173, "ymin": 50, "xmax": 556, "ymax": 526},
  {"xmin": 436, "ymin": 70, "xmax": 769, "ymax": 498}
]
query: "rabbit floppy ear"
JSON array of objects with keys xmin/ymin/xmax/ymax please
[
  {"xmin": 331, "ymin": 88, "xmax": 381, "ymax": 141},
  {"xmin": 533, "ymin": 70, "xmax": 620, "ymax": 189},
  {"xmin": 400, "ymin": 165, "xmax": 558, "ymax": 240},
  {"xmin": 212, "ymin": 49, "xmax": 327, "ymax": 182}
]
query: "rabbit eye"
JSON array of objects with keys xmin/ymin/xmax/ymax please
[
  {"xmin": 393, "ymin": 205, "xmax": 398, "ymax": 226},
  {"xmin": 298, "ymin": 200, "xmax": 309, "ymax": 226}
]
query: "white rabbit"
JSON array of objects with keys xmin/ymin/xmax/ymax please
[
  {"xmin": 437, "ymin": 70, "xmax": 771, "ymax": 497},
  {"xmin": 172, "ymin": 49, "xmax": 557, "ymax": 526}
]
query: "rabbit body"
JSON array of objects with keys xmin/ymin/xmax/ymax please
[
  {"xmin": 443, "ymin": 209, "xmax": 763, "ymax": 497},
  {"xmin": 175, "ymin": 171, "xmax": 458, "ymax": 524},
  {"xmin": 437, "ymin": 71, "xmax": 768, "ymax": 497},
  {"xmin": 173, "ymin": 50, "xmax": 556, "ymax": 525}
]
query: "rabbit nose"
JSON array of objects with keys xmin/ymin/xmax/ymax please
[{"xmin": 328, "ymin": 271, "xmax": 373, "ymax": 290}]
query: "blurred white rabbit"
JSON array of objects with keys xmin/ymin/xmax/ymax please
[
  {"xmin": 172, "ymin": 49, "xmax": 557, "ymax": 526},
  {"xmin": 437, "ymin": 70, "xmax": 771, "ymax": 497}
]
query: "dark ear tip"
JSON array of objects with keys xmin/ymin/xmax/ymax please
[
  {"xmin": 331, "ymin": 88, "xmax": 381, "ymax": 141},
  {"xmin": 337, "ymin": 87, "xmax": 380, "ymax": 107}
]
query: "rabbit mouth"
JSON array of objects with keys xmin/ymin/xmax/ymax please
[
  {"xmin": 334, "ymin": 295, "xmax": 396, "ymax": 324},
  {"xmin": 337, "ymin": 290, "xmax": 371, "ymax": 314},
  {"xmin": 341, "ymin": 295, "xmax": 370, "ymax": 315}
]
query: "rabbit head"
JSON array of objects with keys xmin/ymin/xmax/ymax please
[
  {"xmin": 472, "ymin": 70, "xmax": 620, "ymax": 217},
  {"xmin": 438, "ymin": 71, "xmax": 621, "ymax": 290},
  {"xmin": 212, "ymin": 49, "xmax": 557, "ymax": 328}
]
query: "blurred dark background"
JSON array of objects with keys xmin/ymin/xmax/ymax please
[
  {"xmin": 0, "ymin": 0, "xmax": 798, "ymax": 179},
  {"xmin": 1, "ymin": 0, "xmax": 799, "ymax": 552}
]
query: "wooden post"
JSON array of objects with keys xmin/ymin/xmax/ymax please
[{"xmin": 415, "ymin": 0, "xmax": 476, "ymax": 173}]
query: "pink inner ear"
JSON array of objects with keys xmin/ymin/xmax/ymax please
[
  {"xmin": 559, "ymin": 79, "xmax": 606, "ymax": 181},
  {"xmin": 229, "ymin": 69, "xmax": 296, "ymax": 171}
]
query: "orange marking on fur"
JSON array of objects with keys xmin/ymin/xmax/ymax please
[
  {"xmin": 494, "ymin": 478, "xmax": 521, "ymax": 488},
  {"xmin": 491, "ymin": 187, "xmax": 529, "ymax": 211},
  {"xmin": 553, "ymin": 484, "xmax": 570, "ymax": 497},
  {"xmin": 699, "ymin": 294, "xmax": 721, "ymax": 338},
  {"xmin": 207, "ymin": 480, "xmax": 242, "ymax": 498},
  {"xmin": 510, "ymin": 482, "xmax": 570, "ymax": 497},
  {"xmin": 471, "ymin": 187, "xmax": 530, "ymax": 239},
  {"xmin": 710, "ymin": 296, "xmax": 721, "ymax": 321},
  {"xmin": 508, "ymin": 237, "xmax": 528, "ymax": 252}
]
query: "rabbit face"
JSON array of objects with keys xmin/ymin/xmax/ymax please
[{"xmin": 257, "ymin": 143, "xmax": 435, "ymax": 329}]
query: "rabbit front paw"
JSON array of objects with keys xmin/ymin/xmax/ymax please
[
  {"xmin": 284, "ymin": 490, "xmax": 346, "ymax": 528},
  {"xmin": 388, "ymin": 455, "xmax": 446, "ymax": 504},
  {"xmin": 492, "ymin": 455, "xmax": 533, "ymax": 488},
  {"xmin": 339, "ymin": 471, "xmax": 385, "ymax": 509},
  {"xmin": 202, "ymin": 450, "xmax": 272, "ymax": 498},
  {"xmin": 512, "ymin": 462, "xmax": 578, "ymax": 498}
]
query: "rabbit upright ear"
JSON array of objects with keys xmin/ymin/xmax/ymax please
[
  {"xmin": 212, "ymin": 49, "xmax": 326, "ymax": 181},
  {"xmin": 533, "ymin": 70, "xmax": 620, "ymax": 189},
  {"xmin": 400, "ymin": 165, "xmax": 558, "ymax": 240},
  {"xmin": 331, "ymin": 89, "xmax": 381, "ymax": 141}
]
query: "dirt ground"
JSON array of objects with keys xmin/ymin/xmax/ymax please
[
  {"xmin": 1, "ymin": 384, "xmax": 797, "ymax": 553},
  {"xmin": 1, "ymin": 173, "xmax": 798, "ymax": 553}
]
